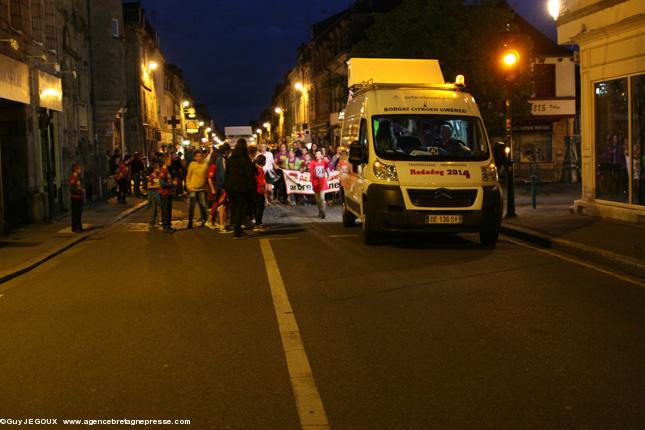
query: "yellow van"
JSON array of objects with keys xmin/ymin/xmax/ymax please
[{"xmin": 340, "ymin": 58, "xmax": 503, "ymax": 246}]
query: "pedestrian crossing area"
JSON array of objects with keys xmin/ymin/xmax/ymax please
[{"xmin": 111, "ymin": 221, "xmax": 195, "ymax": 232}]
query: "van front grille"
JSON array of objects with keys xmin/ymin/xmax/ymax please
[{"xmin": 408, "ymin": 189, "xmax": 478, "ymax": 208}]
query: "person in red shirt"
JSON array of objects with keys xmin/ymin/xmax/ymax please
[
  {"xmin": 69, "ymin": 163, "xmax": 85, "ymax": 233},
  {"xmin": 253, "ymin": 155, "xmax": 268, "ymax": 231},
  {"xmin": 309, "ymin": 149, "xmax": 329, "ymax": 219}
]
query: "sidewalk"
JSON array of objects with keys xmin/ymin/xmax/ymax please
[
  {"xmin": 500, "ymin": 182, "xmax": 645, "ymax": 278},
  {"xmin": 0, "ymin": 197, "xmax": 146, "ymax": 284}
]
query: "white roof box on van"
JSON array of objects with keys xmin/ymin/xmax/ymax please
[{"xmin": 347, "ymin": 58, "xmax": 445, "ymax": 88}]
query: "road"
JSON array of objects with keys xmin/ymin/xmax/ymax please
[{"xmin": 0, "ymin": 201, "xmax": 644, "ymax": 429}]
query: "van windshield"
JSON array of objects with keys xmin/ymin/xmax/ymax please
[{"xmin": 372, "ymin": 115, "xmax": 490, "ymax": 161}]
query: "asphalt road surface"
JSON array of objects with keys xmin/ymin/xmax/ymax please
[{"xmin": 0, "ymin": 201, "xmax": 643, "ymax": 429}]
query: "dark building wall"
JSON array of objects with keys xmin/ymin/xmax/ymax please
[{"xmin": 89, "ymin": 0, "xmax": 127, "ymax": 176}]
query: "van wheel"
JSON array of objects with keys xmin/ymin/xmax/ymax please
[
  {"xmin": 342, "ymin": 196, "xmax": 357, "ymax": 227},
  {"xmin": 362, "ymin": 199, "xmax": 378, "ymax": 245},
  {"xmin": 480, "ymin": 229, "xmax": 499, "ymax": 248}
]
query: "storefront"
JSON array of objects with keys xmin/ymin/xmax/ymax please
[
  {"xmin": 0, "ymin": 53, "xmax": 31, "ymax": 232},
  {"xmin": 557, "ymin": 0, "xmax": 644, "ymax": 221},
  {"xmin": 38, "ymin": 70, "xmax": 63, "ymax": 221}
]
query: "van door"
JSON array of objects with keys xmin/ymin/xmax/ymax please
[{"xmin": 351, "ymin": 118, "xmax": 369, "ymax": 213}]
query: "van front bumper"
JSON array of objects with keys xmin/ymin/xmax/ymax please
[{"xmin": 366, "ymin": 184, "xmax": 502, "ymax": 233}]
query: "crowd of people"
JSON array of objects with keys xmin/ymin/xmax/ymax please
[{"xmin": 98, "ymin": 139, "xmax": 346, "ymax": 238}]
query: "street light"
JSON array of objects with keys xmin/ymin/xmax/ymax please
[
  {"xmin": 0, "ymin": 38, "xmax": 19, "ymax": 50},
  {"xmin": 198, "ymin": 121, "xmax": 205, "ymax": 127},
  {"xmin": 502, "ymin": 49, "xmax": 520, "ymax": 67},
  {"xmin": 182, "ymin": 100, "xmax": 190, "ymax": 108},
  {"xmin": 274, "ymin": 107, "xmax": 283, "ymax": 114},
  {"xmin": 500, "ymin": 46, "xmax": 520, "ymax": 218},
  {"xmin": 547, "ymin": 0, "xmax": 561, "ymax": 20},
  {"xmin": 206, "ymin": 127, "xmax": 212, "ymax": 133},
  {"xmin": 294, "ymin": 82, "xmax": 304, "ymax": 92},
  {"xmin": 148, "ymin": 61, "xmax": 158, "ymax": 71}
]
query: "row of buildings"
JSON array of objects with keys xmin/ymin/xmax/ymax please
[
  {"xmin": 0, "ymin": 0, "xmax": 213, "ymax": 233},
  {"xmin": 260, "ymin": 0, "xmax": 579, "ymax": 185},
  {"xmin": 261, "ymin": 0, "xmax": 644, "ymax": 222}
]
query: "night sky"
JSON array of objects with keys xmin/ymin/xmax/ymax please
[{"xmin": 134, "ymin": 0, "xmax": 556, "ymax": 129}]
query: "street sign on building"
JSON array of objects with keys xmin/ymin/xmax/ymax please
[
  {"xmin": 529, "ymin": 99, "xmax": 575, "ymax": 116},
  {"xmin": 186, "ymin": 120, "xmax": 199, "ymax": 134}
]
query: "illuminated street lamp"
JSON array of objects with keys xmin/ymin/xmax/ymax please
[
  {"xmin": 500, "ymin": 45, "xmax": 521, "ymax": 218},
  {"xmin": 294, "ymin": 82, "xmax": 304, "ymax": 92},
  {"xmin": 182, "ymin": 100, "xmax": 190, "ymax": 108},
  {"xmin": 198, "ymin": 121, "xmax": 205, "ymax": 127},
  {"xmin": 0, "ymin": 38, "xmax": 19, "ymax": 50},
  {"xmin": 274, "ymin": 107, "xmax": 283, "ymax": 114},
  {"xmin": 502, "ymin": 49, "xmax": 520, "ymax": 67},
  {"xmin": 206, "ymin": 127, "xmax": 212, "ymax": 133},
  {"xmin": 148, "ymin": 61, "xmax": 158, "ymax": 71},
  {"xmin": 547, "ymin": 0, "xmax": 561, "ymax": 20}
]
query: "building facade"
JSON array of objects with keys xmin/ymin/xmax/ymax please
[
  {"xmin": 557, "ymin": 0, "xmax": 644, "ymax": 221},
  {"xmin": 89, "ymin": 0, "xmax": 127, "ymax": 180},
  {"xmin": 0, "ymin": 0, "xmax": 95, "ymax": 232},
  {"xmin": 514, "ymin": 15, "xmax": 578, "ymax": 182},
  {"xmin": 123, "ymin": 2, "xmax": 163, "ymax": 159},
  {"xmin": 269, "ymin": 1, "xmax": 399, "ymax": 148}
]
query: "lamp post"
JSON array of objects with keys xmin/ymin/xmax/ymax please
[
  {"xmin": 263, "ymin": 121, "xmax": 272, "ymax": 142},
  {"xmin": 501, "ymin": 47, "xmax": 520, "ymax": 218},
  {"xmin": 274, "ymin": 107, "xmax": 284, "ymax": 140}
]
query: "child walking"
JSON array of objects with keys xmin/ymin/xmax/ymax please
[{"xmin": 309, "ymin": 149, "xmax": 329, "ymax": 219}]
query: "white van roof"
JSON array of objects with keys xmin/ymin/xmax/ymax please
[{"xmin": 348, "ymin": 58, "xmax": 445, "ymax": 88}]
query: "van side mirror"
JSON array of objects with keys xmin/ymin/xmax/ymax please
[
  {"xmin": 349, "ymin": 140, "xmax": 366, "ymax": 165},
  {"xmin": 493, "ymin": 141, "xmax": 508, "ymax": 167}
]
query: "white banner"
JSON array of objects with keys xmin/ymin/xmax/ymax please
[{"xmin": 283, "ymin": 169, "xmax": 340, "ymax": 195}]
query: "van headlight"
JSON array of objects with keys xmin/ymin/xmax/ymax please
[
  {"xmin": 481, "ymin": 164, "xmax": 498, "ymax": 183},
  {"xmin": 373, "ymin": 160, "xmax": 398, "ymax": 182}
]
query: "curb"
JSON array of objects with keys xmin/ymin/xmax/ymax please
[
  {"xmin": 0, "ymin": 201, "xmax": 147, "ymax": 285},
  {"xmin": 501, "ymin": 224, "xmax": 645, "ymax": 279}
]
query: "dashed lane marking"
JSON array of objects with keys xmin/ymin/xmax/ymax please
[
  {"xmin": 260, "ymin": 239, "xmax": 330, "ymax": 430},
  {"xmin": 505, "ymin": 236, "xmax": 645, "ymax": 288}
]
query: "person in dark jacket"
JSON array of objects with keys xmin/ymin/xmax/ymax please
[{"xmin": 225, "ymin": 139, "xmax": 256, "ymax": 238}]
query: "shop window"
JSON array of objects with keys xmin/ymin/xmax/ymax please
[
  {"xmin": 594, "ymin": 78, "xmax": 629, "ymax": 203},
  {"xmin": 515, "ymin": 132, "xmax": 552, "ymax": 163},
  {"xmin": 534, "ymin": 64, "xmax": 556, "ymax": 98},
  {"xmin": 111, "ymin": 18, "xmax": 120, "ymax": 38},
  {"xmin": 632, "ymin": 75, "xmax": 644, "ymax": 205}
]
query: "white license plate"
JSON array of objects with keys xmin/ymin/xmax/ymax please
[{"xmin": 426, "ymin": 215, "xmax": 463, "ymax": 224}]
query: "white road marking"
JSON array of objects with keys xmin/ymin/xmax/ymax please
[
  {"xmin": 328, "ymin": 234, "xmax": 359, "ymax": 238},
  {"xmin": 505, "ymin": 237, "xmax": 645, "ymax": 288},
  {"xmin": 260, "ymin": 239, "xmax": 330, "ymax": 430}
]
